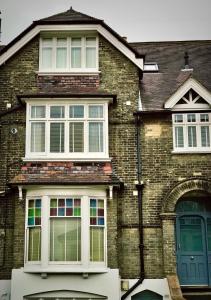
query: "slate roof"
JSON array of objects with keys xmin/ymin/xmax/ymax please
[
  {"xmin": 36, "ymin": 7, "xmax": 102, "ymax": 23},
  {"xmin": 130, "ymin": 40, "xmax": 211, "ymax": 111},
  {"xmin": 17, "ymin": 87, "xmax": 117, "ymax": 104},
  {"xmin": 10, "ymin": 162, "xmax": 122, "ymax": 186}
]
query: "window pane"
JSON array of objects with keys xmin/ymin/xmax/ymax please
[
  {"xmin": 31, "ymin": 106, "xmax": 45, "ymax": 118},
  {"xmin": 71, "ymin": 48, "xmax": 81, "ymax": 68},
  {"xmin": 201, "ymin": 126, "xmax": 210, "ymax": 147},
  {"xmin": 90, "ymin": 227, "xmax": 104, "ymax": 262},
  {"xmin": 86, "ymin": 48, "xmax": 96, "ymax": 68},
  {"xmin": 50, "ymin": 218, "xmax": 81, "ymax": 261},
  {"xmin": 89, "ymin": 106, "xmax": 103, "ymax": 118},
  {"xmin": 56, "ymin": 48, "xmax": 67, "ymax": 68},
  {"xmin": 50, "ymin": 123, "xmax": 64, "ymax": 153},
  {"xmin": 69, "ymin": 106, "xmax": 84, "ymax": 118},
  {"xmin": 66, "ymin": 218, "xmax": 81, "ymax": 261},
  {"xmin": 86, "ymin": 37, "xmax": 96, "ymax": 46},
  {"xmin": 200, "ymin": 114, "xmax": 209, "ymax": 122},
  {"xmin": 188, "ymin": 126, "xmax": 197, "ymax": 147},
  {"xmin": 42, "ymin": 38, "xmax": 52, "ymax": 47},
  {"xmin": 28, "ymin": 227, "xmax": 41, "ymax": 261},
  {"xmin": 187, "ymin": 114, "xmax": 196, "ymax": 122},
  {"xmin": 50, "ymin": 106, "xmax": 65, "ymax": 118},
  {"xmin": 57, "ymin": 38, "xmax": 67, "ymax": 47},
  {"xmin": 69, "ymin": 123, "xmax": 84, "ymax": 152},
  {"xmin": 72, "ymin": 38, "xmax": 81, "ymax": 47},
  {"xmin": 50, "ymin": 218, "xmax": 65, "ymax": 261},
  {"xmin": 175, "ymin": 126, "xmax": 184, "ymax": 148},
  {"xmin": 31, "ymin": 123, "xmax": 45, "ymax": 152},
  {"xmin": 42, "ymin": 48, "xmax": 52, "ymax": 69},
  {"xmin": 89, "ymin": 122, "xmax": 103, "ymax": 152},
  {"xmin": 180, "ymin": 218, "xmax": 203, "ymax": 252},
  {"xmin": 174, "ymin": 114, "xmax": 183, "ymax": 123}
]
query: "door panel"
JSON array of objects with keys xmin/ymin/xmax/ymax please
[{"xmin": 177, "ymin": 216, "xmax": 208, "ymax": 285}]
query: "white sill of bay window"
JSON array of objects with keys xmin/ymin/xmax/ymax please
[
  {"xmin": 36, "ymin": 70, "xmax": 101, "ymax": 76},
  {"xmin": 23, "ymin": 265, "xmax": 109, "ymax": 274},
  {"xmin": 22, "ymin": 157, "xmax": 112, "ymax": 162}
]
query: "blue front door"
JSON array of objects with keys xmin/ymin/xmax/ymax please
[
  {"xmin": 176, "ymin": 198, "xmax": 211, "ymax": 286},
  {"xmin": 177, "ymin": 216, "xmax": 208, "ymax": 285}
]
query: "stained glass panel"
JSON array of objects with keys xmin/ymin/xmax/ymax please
[
  {"xmin": 28, "ymin": 199, "xmax": 41, "ymax": 226},
  {"xmin": 50, "ymin": 198, "xmax": 81, "ymax": 217},
  {"xmin": 90, "ymin": 199, "xmax": 105, "ymax": 226}
]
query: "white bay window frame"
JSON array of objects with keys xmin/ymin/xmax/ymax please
[
  {"xmin": 25, "ymin": 99, "xmax": 109, "ymax": 161},
  {"xmin": 24, "ymin": 187, "xmax": 107, "ymax": 273},
  {"xmin": 172, "ymin": 112, "xmax": 211, "ymax": 153},
  {"xmin": 39, "ymin": 35, "xmax": 99, "ymax": 73}
]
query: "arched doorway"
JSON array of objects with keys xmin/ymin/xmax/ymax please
[
  {"xmin": 131, "ymin": 290, "xmax": 162, "ymax": 300},
  {"xmin": 176, "ymin": 191, "xmax": 211, "ymax": 286}
]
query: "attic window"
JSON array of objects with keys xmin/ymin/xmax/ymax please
[
  {"xmin": 39, "ymin": 36, "xmax": 98, "ymax": 73},
  {"xmin": 143, "ymin": 62, "xmax": 159, "ymax": 72}
]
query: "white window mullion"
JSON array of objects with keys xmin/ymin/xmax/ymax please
[
  {"xmin": 52, "ymin": 37, "xmax": 56, "ymax": 70},
  {"xmin": 81, "ymin": 37, "xmax": 85, "ymax": 69},
  {"xmin": 84, "ymin": 105, "xmax": 88, "ymax": 155},
  {"xmin": 65, "ymin": 219, "xmax": 67, "ymax": 261},
  {"xmin": 42, "ymin": 195, "xmax": 49, "ymax": 268},
  {"xmin": 82, "ymin": 196, "xmax": 89, "ymax": 268}
]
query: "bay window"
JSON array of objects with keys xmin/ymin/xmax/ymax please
[
  {"xmin": 40, "ymin": 36, "xmax": 98, "ymax": 72},
  {"xmin": 25, "ymin": 189, "xmax": 107, "ymax": 271},
  {"xmin": 173, "ymin": 113, "xmax": 211, "ymax": 152},
  {"xmin": 25, "ymin": 101, "xmax": 109, "ymax": 160}
]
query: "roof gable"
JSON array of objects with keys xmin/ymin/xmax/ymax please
[
  {"xmin": 36, "ymin": 7, "xmax": 101, "ymax": 23},
  {"xmin": 0, "ymin": 8, "xmax": 144, "ymax": 69},
  {"xmin": 164, "ymin": 77, "xmax": 211, "ymax": 110}
]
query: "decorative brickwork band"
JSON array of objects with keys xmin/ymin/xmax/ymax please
[{"xmin": 162, "ymin": 178, "xmax": 211, "ymax": 213}]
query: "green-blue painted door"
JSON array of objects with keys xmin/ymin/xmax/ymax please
[{"xmin": 176, "ymin": 216, "xmax": 208, "ymax": 285}]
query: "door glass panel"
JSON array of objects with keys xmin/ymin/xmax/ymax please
[
  {"xmin": 207, "ymin": 218, "xmax": 211, "ymax": 251},
  {"xmin": 177, "ymin": 200, "xmax": 204, "ymax": 213},
  {"xmin": 180, "ymin": 217, "xmax": 203, "ymax": 251}
]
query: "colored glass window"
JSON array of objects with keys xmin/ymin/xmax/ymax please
[
  {"xmin": 27, "ymin": 199, "xmax": 41, "ymax": 227},
  {"xmin": 50, "ymin": 198, "xmax": 81, "ymax": 217},
  {"xmin": 89, "ymin": 199, "xmax": 105, "ymax": 226}
]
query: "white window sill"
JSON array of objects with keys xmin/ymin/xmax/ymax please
[
  {"xmin": 22, "ymin": 157, "xmax": 112, "ymax": 162},
  {"xmin": 36, "ymin": 71, "xmax": 101, "ymax": 76},
  {"xmin": 23, "ymin": 266, "xmax": 109, "ymax": 274},
  {"xmin": 172, "ymin": 150, "xmax": 211, "ymax": 154}
]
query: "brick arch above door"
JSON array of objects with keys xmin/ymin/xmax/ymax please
[{"xmin": 161, "ymin": 178, "xmax": 211, "ymax": 213}]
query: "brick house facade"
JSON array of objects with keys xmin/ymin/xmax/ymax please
[{"xmin": 0, "ymin": 8, "xmax": 211, "ymax": 300}]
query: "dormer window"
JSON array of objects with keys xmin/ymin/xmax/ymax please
[
  {"xmin": 173, "ymin": 112, "xmax": 211, "ymax": 152},
  {"xmin": 39, "ymin": 36, "xmax": 98, "ymax": 73}
]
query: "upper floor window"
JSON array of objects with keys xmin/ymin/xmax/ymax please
[
  {"xmin": 39, "ymin": 36, "xmax": 98, "ymax": 72},
  {"xmin": 25, "ymin": 188, "xmax": 107, "ymax": 271},
  {"xmin": 25, "ymin": 101, "xmax": 109, "ymax": 160},
  {"xmin": 173, "ymin": 113, "xmax": 211, "ymax": 152}
]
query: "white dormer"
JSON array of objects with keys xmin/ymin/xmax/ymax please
[{"xmin": 165, "ymin": 77, "xmax": 211, "ymax": 111}]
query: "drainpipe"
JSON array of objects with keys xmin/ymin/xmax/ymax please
[{"xmin": 121, "ymin": 113, "xmax": 145, "ymax": 300}]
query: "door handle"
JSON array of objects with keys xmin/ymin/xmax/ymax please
[{"xmin": 190, "ymin": 256, "xmax": 194, "ymax": 260}]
